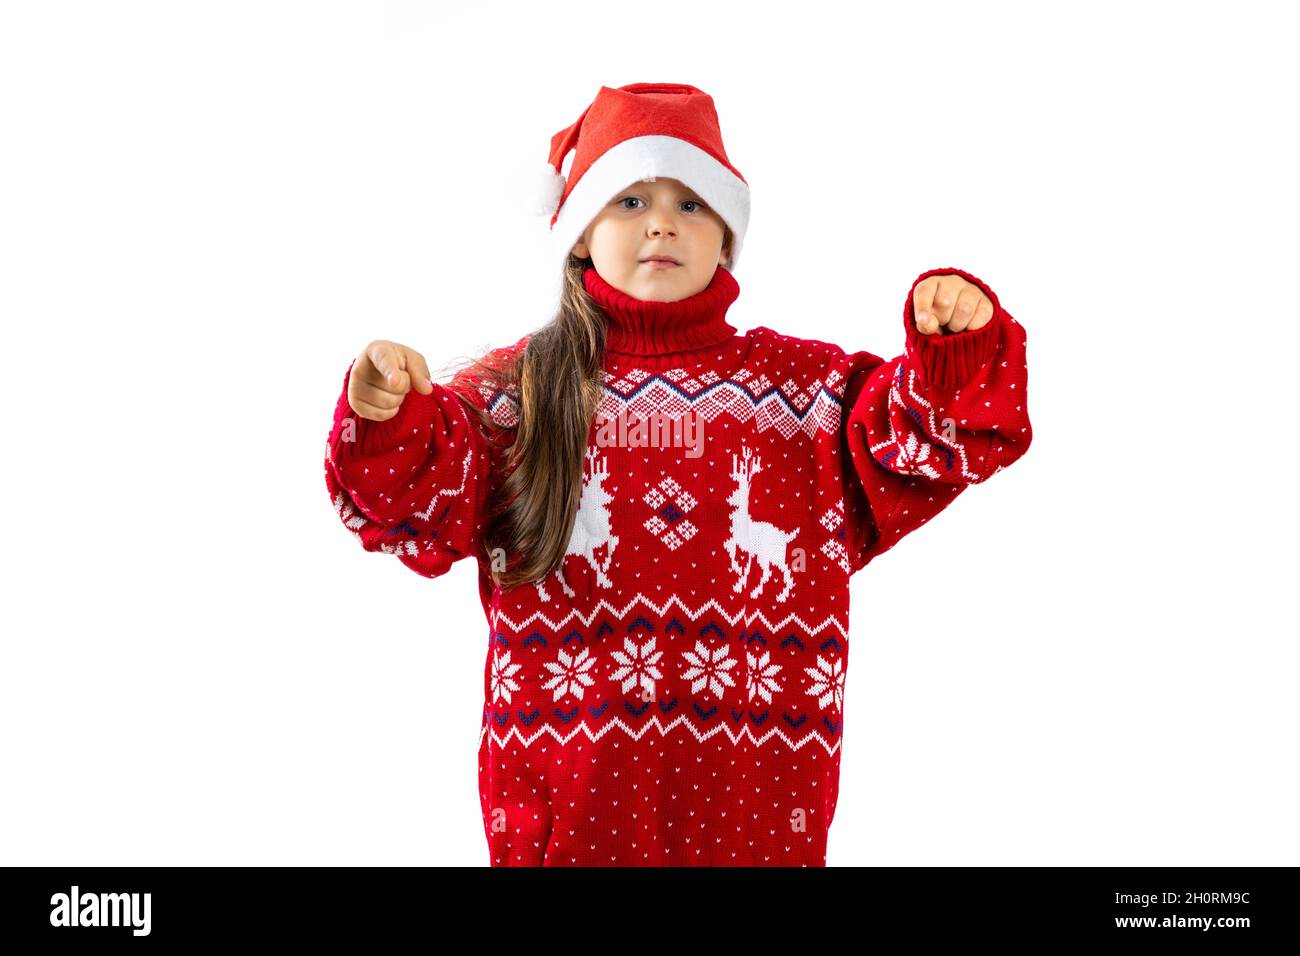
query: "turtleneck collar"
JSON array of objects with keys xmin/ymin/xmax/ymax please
[{"xmin": 583, "ymin": 264, "xmax": 741, "ymax": 361}]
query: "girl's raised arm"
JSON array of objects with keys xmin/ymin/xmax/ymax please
[
  {"xmin": 323, "ymin": 353, "xmax": 508, "ymax": 580},
  {"xmin": 839, "ymin": 267, "xmax": 1033, "ymax": 573}
]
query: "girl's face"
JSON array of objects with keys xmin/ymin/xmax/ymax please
[{"xmin": 571, "ymin": 176, "xmax": 729, "ymax": 302}]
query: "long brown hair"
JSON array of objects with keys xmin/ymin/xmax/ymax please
[{"xmin": 447, "ymin": 227, "xmax": 734, "ymax": 592}]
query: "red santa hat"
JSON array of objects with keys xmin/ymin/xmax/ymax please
[{"xmin": 537, "ymin": 82, "xmax": 751, "ymax": 298}]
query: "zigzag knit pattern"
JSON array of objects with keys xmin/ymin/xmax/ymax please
[{"xmin": 323, "ymin": 263, "xmax": 1032, "ymax": 866}]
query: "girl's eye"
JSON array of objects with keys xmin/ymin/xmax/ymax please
[{"xmin": 615, "ymin": 197, "xmax": 707, "ymax": 212}]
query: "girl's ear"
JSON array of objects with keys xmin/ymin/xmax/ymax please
[
  {"xmin": 571, "ymin": 227, "xmax": 591, "ymax": 260},
  {"xmin": 719, "ymin": 226, "xmax": 734, "ymax": 268}
]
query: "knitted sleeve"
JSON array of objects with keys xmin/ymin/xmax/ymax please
[
  {"xmin": 840, "ymin": 267, "xmax": 1032, "ymax": 573},
  {"xmin": 323, "ymin": 357, "xmax": 502, "ymax": 579}
]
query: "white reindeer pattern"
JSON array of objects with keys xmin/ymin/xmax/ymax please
[
  {"xmin": 536, "ymin": 446, "xmax": 620, "ymax": 602},
  {"xmin": 723, "ymin": 445, "xmax": 799, "ymax": 603}
]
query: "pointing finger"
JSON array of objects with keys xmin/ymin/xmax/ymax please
[
  {"xmin": 929, "ymin": 277, "xmax": 958, "ymax": 330},
  {"xmin": 913, "ymin": 278, "xmax": 940, "ymax": 335},
  {"xmin": 365, "ymin": 341, "xmax": 405, "ymax": 390}
]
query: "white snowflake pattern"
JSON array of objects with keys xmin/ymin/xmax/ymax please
[
  {"xmin": 490, "ymin": 649, "xmax": 523, "ymax": 705},
  {"xmin": 820, "ymin": 498, "xmax": 850, "ymax": 574},
  {"xmin": 745, "ymin": 649, "xmax": 784, "ymax": 704},
  {"xmin": 609, "ymin": 636, "xmax": 665, "ymax": 696},
  {"xmin": 540, "ymin": 646, "xmax": 597, "ymax": 702},
  {"xmin": 681, "ymin": 640, "xmax": 739, "ymax": 698},
  {"xmin": 804, "ymin": 655, "xmax": 845, "ymax": 712},
  {"xmin": 889, "ymin": 432, "xmax": 942, "ymax": 478}
]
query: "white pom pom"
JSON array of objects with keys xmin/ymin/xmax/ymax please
[{"xmin": 536, "ymin": 164, "xmax": 566, "ymax": 217}]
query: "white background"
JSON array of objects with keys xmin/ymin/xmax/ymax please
[{"xmin": 3, "ymin": 0, "xmax": 1296, "ymax": 866}]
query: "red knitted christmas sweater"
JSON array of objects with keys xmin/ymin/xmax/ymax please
[{"xmin": 323, "ymin": 263, "xmax": 1032, "ymax": 866}]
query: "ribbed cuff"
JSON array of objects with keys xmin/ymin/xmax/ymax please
[
  {"xmin": 328, "ymin": 359, "xmax": 434, "ymax": 458},
  {"xmin": 903, "ymin": 266, "xmax": 1005, "ymax": 391}
]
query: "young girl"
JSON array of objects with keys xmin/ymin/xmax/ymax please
[{"xmin": 323, "ymin": 82, "xmax": 1032, "ymax": 866}]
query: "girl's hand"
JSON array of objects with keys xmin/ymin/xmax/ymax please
[
  {"xmin": 347, "ymin": 339, "xmax": 435, "ymax": 421},
  {"xmin": 912, "ymin": 274, "xmax": 994, "ymax": 336}
]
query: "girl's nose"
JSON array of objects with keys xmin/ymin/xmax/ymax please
[{"xmin": 648, "ymin": 222, "xmax": 677, "ymax": 238}]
